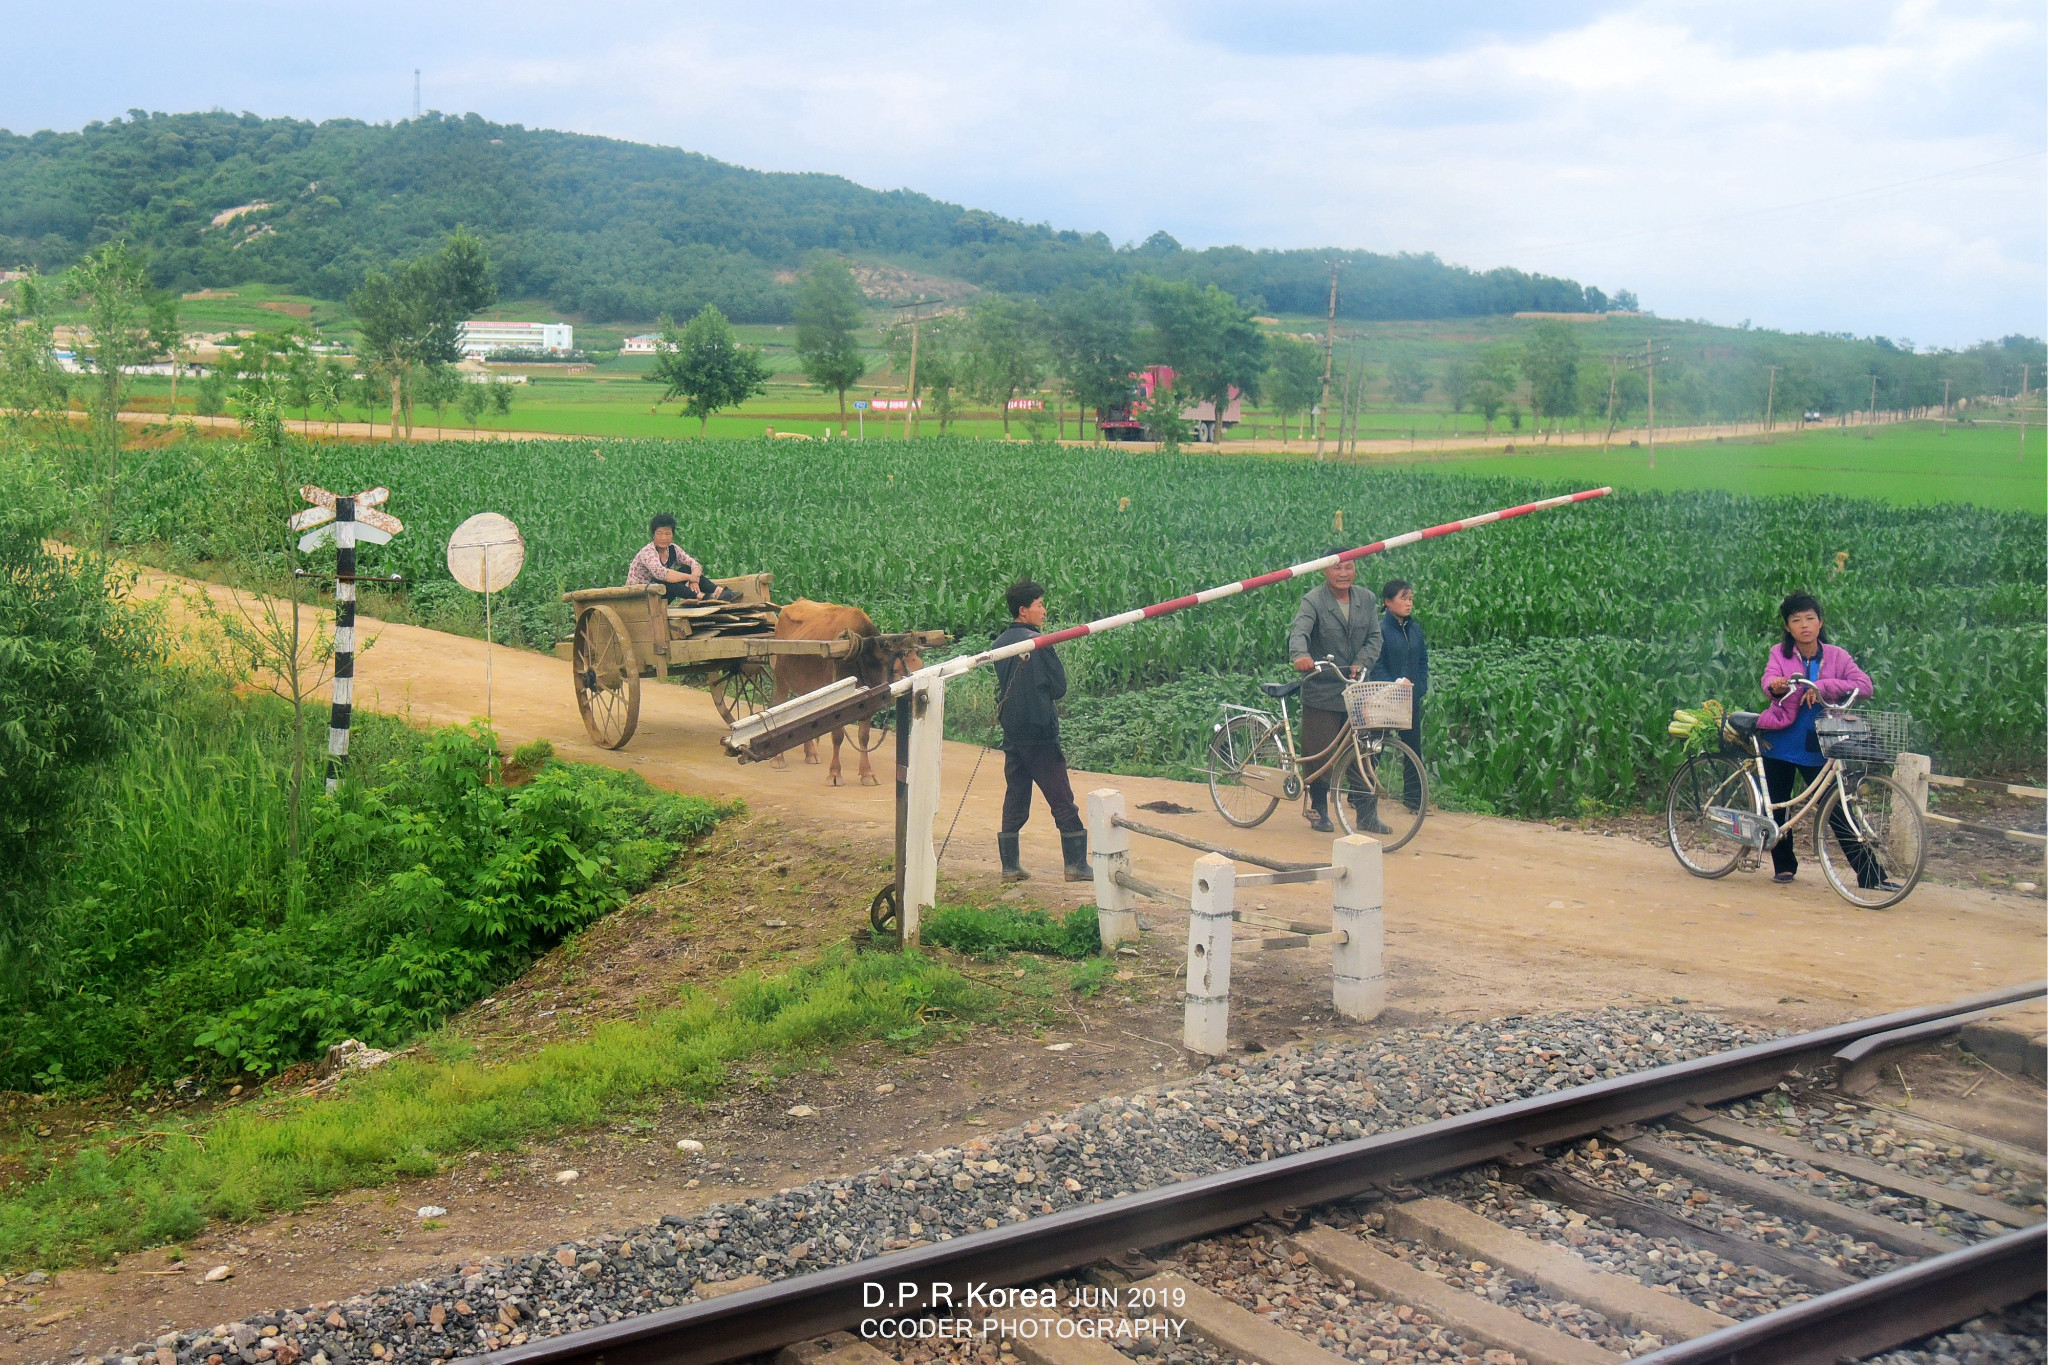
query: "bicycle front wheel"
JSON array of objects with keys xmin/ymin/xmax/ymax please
[
  {"xmin": 1815, "ymin": 771, "xmax": 1924, "ymax": 909},
  {"xmin": 1333, "ymin": 734, "xmax": 1428, "ymax": 852},
  {"xmin": 1207, "ymin": 714, "xmax": 1285, "ymax": 828},
  {"xmin": 1665, "ymin": 752, "xmax": 1756, "ymax": 879}
]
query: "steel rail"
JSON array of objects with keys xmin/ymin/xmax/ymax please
[
  {"xmin": 1630, "ymin": 1221, "xmax": 2046, "ymax": 1365},
  {"xmin": 493, "ymin": 982, "xmax": 2042, "ymax": 1365}
]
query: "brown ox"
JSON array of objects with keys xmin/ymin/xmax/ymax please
[{"xmin": 768, "ymin": 599, "xmax": 922, "ymax": 786}]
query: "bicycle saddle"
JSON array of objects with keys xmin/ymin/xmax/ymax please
[
  {"xmin": 1725, "ymin": 711, "xmax": 1761, "ymax": 735},
  {"xmin": 1260, "ymin": 678, "xmax": 1305, "ymax": 699}
]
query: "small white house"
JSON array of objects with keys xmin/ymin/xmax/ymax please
[{"xmin": 621, "ymin": 334, "xmax": 661, "ymax": 355}]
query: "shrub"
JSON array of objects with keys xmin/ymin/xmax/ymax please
[{"xmin": 922, "ymin": 904, "xmax": 1101, "ymax": 959}]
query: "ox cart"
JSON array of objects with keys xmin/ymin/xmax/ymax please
[{"xmin": 557, "ymin": 573, "xmax": 946, "ymax": 750}]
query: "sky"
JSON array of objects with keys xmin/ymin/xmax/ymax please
[{"xmin": 6, "ymin": 0, "xmax": 2043, "ymax": 348}]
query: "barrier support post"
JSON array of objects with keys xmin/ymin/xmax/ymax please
[
  {"xmin": 1086, "ymin": 789, "xmax": 1140, "ymax": 950},
  {"xmin": 1331, "ymin": 833, "xmax": 1384, "ymax": 1021},
  {"xmin": 1894, "ymin": 752, "xmax": 1931, "ymax": 815},
  {"xmin": 900, "ymin": 673, "xmax": 946, "ymax": 945},
  {"xmin": 1184, "ymin": 852, "xmax": 1235, "ymax": 1055}
]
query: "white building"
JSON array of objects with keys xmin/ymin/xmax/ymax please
[
  {"xmin": 621, "ymin": 334, "xmax": 661, "ymax": 355},
  {"xmin": 457, "ymin": 320, "xmax": 574, "ymax": 357}
]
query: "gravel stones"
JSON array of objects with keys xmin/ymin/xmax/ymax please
[{"xmin": 124, "ymin": 1007, "xmax": 2005, "ymax": 1365}]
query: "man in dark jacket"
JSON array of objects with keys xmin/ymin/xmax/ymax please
[
  {"xmin": 1285, "ymin": 551, "xmax": 1382, "ymax": 832},
  {"xmin": 993, "ymin": 580, "xmax": 1088, "ymax": 882},
  {"xmin": 1369, "ymin": 578, "xmax": 1428, "ymax": 812}
]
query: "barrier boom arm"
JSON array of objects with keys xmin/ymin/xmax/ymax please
[{"xmin": 896, "ymin": 486, "xmax": 1612, "ymax": 695}]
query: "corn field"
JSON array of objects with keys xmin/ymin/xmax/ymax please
[{"xmin": 122, "ymin": 435, "xmax": 2045, "ymax": 815}]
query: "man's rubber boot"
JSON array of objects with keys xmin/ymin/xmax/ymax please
[
  {"xmin": 1061, "ymin": 829, "xmax": 1091, "ymax": 883},
  {"xmin": 999, "ymin": 832, "xmax": 1029, "ymax": 883},
  {"xmin": 1306, "ymin": 793, "xmax": 1334, "ymax": 834},
  {"xmin": 1357, "ymin": 795, "xmax": 1393, "ymax": 836}
]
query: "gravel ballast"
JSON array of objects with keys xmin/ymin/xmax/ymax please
[{"xmin": 79, "ymin": 1007, "xmax": 2033, "ymax": 1365}]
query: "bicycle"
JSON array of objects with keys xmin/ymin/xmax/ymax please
[
  {"xmin": 1206, "ymin": 660, "xmax": 1429, "ymax": 851},
  {"xmin": 1664, "ymin": 679, "xmax": 1925, "ymax": 909}
]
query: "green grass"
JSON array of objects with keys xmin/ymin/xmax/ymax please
[
  {"xmin": 0, "ymin": 948, "xmax": 989, "ymax": 1270},
  {"xmin": 922, "ymin": 904, "xmax": 1102, "ymax": 959},
  {"xmin": 1380, "ymin": 422, "xmax": 2047, "ymax": 514}
]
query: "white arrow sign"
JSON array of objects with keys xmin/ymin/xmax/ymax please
[
  {"xmin": 299, "ymin": 522, "xmax": 394, "ymax": 553},
  {"xmin": 290, "ymin": 506, "xmax": 335, "ymax": 532}
]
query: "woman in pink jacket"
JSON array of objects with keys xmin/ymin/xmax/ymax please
[{"xmin": 1756, "ymin": 592, "xmax": 1887, "ymax": 888}]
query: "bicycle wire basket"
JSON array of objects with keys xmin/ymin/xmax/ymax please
[
  {"xmin": 1344, "ymin": 678, "xmax": 1413, "ymax": 730},
  {"xmin": 1815, "ymin": 709, "xmax": 1911, "ymax": 763}
]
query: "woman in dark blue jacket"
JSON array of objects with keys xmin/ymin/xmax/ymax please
[{"xmin": 1368, "ymin": 579, "xmax": 1428, "ymax": 810}]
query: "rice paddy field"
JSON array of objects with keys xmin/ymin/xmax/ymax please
[{"xmin": 118, "ymin": 432, "xmax": 2047, "ymax": 818}]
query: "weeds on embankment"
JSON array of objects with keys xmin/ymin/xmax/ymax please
[{"xmin": 0, "ymin": 949, "xmax": 991, "ymax": 1270}]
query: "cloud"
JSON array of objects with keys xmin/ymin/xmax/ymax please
[{"xmin": 2, "ymin": 0, "xmax": 2039, "ymax": 344}]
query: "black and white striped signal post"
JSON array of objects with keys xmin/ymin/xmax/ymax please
[{"xmin": 293, "ymin": 485, "xmax": 404, "ymax": 792}]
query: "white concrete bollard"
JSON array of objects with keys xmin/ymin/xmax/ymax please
[
  {"xmin": 1894, "ymin": 752, "xmax": 1931, "ymax": 815},
  {"xmin": 1184, "ymin": 852, "xmax": 1235, "ymax": 1055},
  {"xmin": 1330, "ymin": 833, "xmax": 1384, "ymax": 1022},
  {"xmin": 1085, "ymin": 788, "xmax": 1140, "ymax": 951},
  {"xmin": 901, "ymin": 673, "xmax": 946, "ymax": 946}
]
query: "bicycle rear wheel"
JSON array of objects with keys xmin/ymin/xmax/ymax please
[
  {"xmin": 1665, "ymin": 752, "xmax": 1755, "ymax": 878},
  {"xmin": 1334, "ymin": 734, "xmax": 1427, "ymax": 852},
  {"xmin": 1815, "ymin": 771, "xmax": 1924, "ymax": 909},
  {"xmin": 1207, "ymin": 714, "xmax": 1286, "ymax": 828}
]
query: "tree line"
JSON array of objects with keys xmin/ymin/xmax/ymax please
[{"xmin": 0, "ymin": 110, "xmax": 1616, "ymax": 326}]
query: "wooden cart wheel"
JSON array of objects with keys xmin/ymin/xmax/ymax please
[
  {"xmin": 573, "ymin": 604, "xmax": 641, "ymax": 749},
  {"xmin": 710, "ymin": 661, "xmax": 774, "ymax": 725}
]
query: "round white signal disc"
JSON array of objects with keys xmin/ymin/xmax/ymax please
[{"xmin": 446, "ymin": 512, "xmax": 526, "ymax": 593}]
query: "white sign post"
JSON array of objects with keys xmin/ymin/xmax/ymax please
[
  {"xmin": 446, "ymin": 512, "xmax": 526, "ymax": 726},
  {"xmin": 295, "ymin": 485, "xmax": 403, "ymax": 792}
]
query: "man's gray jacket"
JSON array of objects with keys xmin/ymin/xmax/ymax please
[{"xmin": 1286, "ymin": 584, "xmax": 1382, "ymax": 713}]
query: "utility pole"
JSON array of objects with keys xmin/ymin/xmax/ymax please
[
  {"xmin": 413, "ymin": 70, "xmax": 421, "ymax": 120},
  {"xmin": 892, "ymin": 296, "xmax": 936, "ymax": 440},
  {"xmin": 1601, "ymin": 355, "xmax": 1620, "ymax": 450},
  {"xmin": 1762, "ymin": 364, "xmax": 1781, "ymax": 435},
  {"xmin": 1646, "ymin": 338, "xmax": 1656, "ymax": 469},
  {"xmin": 1315, "ymin": 260, "xmax": 1343, "ymax": 460},
  {"xmin": 2019, "ymin": 363, "xmax": 2030, "ymax": 463},
  {"xmin": 1865, "ymin": 372, "xmax": 1879, "ymax": 440}
]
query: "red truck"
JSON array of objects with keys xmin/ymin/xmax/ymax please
[{"xmin": 1097, "ymin": 365, "xmax": 1243, "ymax": 442}]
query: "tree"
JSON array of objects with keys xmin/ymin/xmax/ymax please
[
  {"xmin": 960, "ymin": 296, "xmax": 1046, "ymax": 436},
  {"xmin": 64, "ymin": 242, "xmax": 175, "ymax": 546},
  {"xmin": 1522, "ymin": 322, "xmax": 1582, "ymax": 435},
  {"xmin": 314, "ymin": 359, "xmax": 351, "ymax": 431},
  {"xmin": 1469, "ymin": 344, "xmax": 1519, "ymax": 434},
  {"xmin": 1135, "ymin": 277, "xmax": 1266, "ymax": 443},
  {"xmin": 416, "ymin": 364, "xmax": 464, "ymax": 436},
  {"xmin": 0, "ymin": 274, "xmax": 73, "ymax": 459},
  {"xmin": 887, "ymin": 314, "xmax": 966, "ymax": 434},
  {"xmin": 1262, "ymin": 335, "xmax": 1324, "ymax": 439},
  {"xmin": 488, "ymin": 375, "xmax": 516, "ymax": 425},
  {"xmin": 1386, "ymin": 356, "xmax": 1432, "ymax": 405},
  {"xmin": 1441, "ymin": 361, "xmax": 1473, "ymax": 418},
  {"xmin": 1143, "ymin": 376, "xmax": 1196, "ymax": 452},
  {"xmin": 793, "ymin": 257, "xmax": 868, "ymax": 434},
  {"xmin": 649, "ymin": 304, "xmax": 772, "ymax": 434},
  {"xmin": 459, "ymin": 376, "xmax": 488, "ymax": 433},
  {"xmin": 1045, "ymin": 285, "xmax": 1138, "ymax": 437},
  {"xmin": 350, "ymin": 228, "xmax": 497, "ymax": 437}
]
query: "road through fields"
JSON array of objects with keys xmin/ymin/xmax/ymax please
[{"xmin": 141, "ymin": 567, "xmax": 2044, "ymax": 1033}]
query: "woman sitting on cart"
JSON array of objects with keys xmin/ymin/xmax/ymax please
[
  {"xmin": 1757, "ymin": 591, "xmax": 1883, "ymax": 887},
  {"xmin": 626, "ymin": 513, "xmax": 739, "ymax": 602}
]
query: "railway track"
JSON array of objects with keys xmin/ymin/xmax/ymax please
[{"xmin": 483, "ymin": 985, "xmax": 2044, "ymax": 1365}]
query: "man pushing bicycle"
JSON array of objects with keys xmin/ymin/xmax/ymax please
[{"xmin": 1286, "ymin": 550, "xmax": 1383, "ymax": 833}]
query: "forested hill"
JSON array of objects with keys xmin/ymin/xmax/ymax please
[{"xmin": 0, "ymin": 110, "xmax": 1617, "ymax": 324}]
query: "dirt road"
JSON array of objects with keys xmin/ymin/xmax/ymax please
[{"xmin": 150, "ymin": 570, "xmax": 2044, "ymax": 1030}]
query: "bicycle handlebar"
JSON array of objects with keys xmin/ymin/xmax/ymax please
[{"xmin": 1782, "ymin": 675, "xmax": 1863, "ymax": 710}]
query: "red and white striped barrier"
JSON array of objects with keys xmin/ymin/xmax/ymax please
[{"xmin": 900, "ymin": 486, "xmax": 1612, "ymax": 693}]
